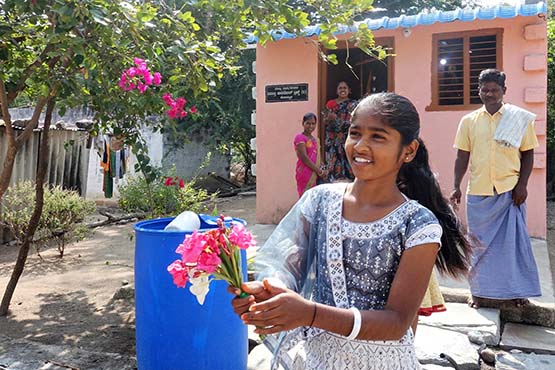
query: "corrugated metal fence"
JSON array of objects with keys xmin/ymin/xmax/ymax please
[{"xmin": 0, "ymin": 127, "xmax": 90, "ymax": 243}]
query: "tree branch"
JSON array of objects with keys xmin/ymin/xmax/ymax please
[
  {"xmin": 15, "ymin": 55, "xmax": 61, "ymax": 148},
  {"xmin": 0, "ymin": 77, "xmax": 15, "ymax": 143}
]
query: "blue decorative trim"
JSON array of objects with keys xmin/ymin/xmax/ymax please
[{"xmin": 244, "ymin": 1, "xmax": 546, "ymax": 44}]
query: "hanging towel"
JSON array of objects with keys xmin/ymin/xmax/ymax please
[{"xmin": 493, "ymin": 104, "xmax": 536, "ymax": 148}]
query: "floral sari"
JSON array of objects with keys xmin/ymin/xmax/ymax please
[{"xmin": 324, "ymin": 99, "xmax": 357, "ymax": 182}]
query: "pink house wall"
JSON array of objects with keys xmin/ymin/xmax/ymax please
[{"xmin": 255, "ymin": 16, "xmax": 547, "ymax": 238}]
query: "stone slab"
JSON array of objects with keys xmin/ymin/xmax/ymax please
[
  {"xmin": 415, "ymin": 325, "xmax": 480, "ymax": 370},
  {"xmin": 500, "ymin": 323, "xmax": 555, "ymax": 354},
  {"xmin": 496, "ymin": 352, "xmax": 555, "ymax": 370},
  {"xmin": 419, "ymin": 303, "xmax": 500, "ymax": 345}
]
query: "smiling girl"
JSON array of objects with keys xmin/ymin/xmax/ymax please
[{"xmin": 230, "ymin": 93, "xmax": 471, "ymax": 370}]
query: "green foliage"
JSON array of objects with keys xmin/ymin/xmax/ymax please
[
  {"xmin": 39, "ymin": 186, "xmax": 97, "ymax": 256},
  {"xmin": 0, "ymin": 181, "xmax": 35, "ymax": 242},
  {"xmin": 0, "ymin": 182, "xmax": 96, "ymax": 256},
  {"xmin": 118, "ymin": 171, "xmax": 215, "ymax": 217},
  {"xmin": 169, "ymin": 49, "xmax": 256, "ymax": 183},
  {"xmin": 0, "ymin": 0, "xmax": 382, "ymax": 185}
]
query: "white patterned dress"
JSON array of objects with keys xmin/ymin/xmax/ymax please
[{"xmin": 255, "ymin": 183, "xmax": 442, "ymax": 370}]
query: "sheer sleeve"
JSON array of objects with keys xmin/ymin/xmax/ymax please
[
  {"xmin": 404, "ymin": 206, "xmax": 442, "ymax": 250},
  {"xmin": 254, "ymin": 188, "xmax": 320, "ymax": 292}
]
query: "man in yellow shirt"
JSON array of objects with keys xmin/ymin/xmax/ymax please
[{"xmin": 450, "ymin": 69, "xmax": 541, "ymax": 308}]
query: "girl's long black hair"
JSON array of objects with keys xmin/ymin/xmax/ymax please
[{"xmin": 352, "ymin": 92, "xmax": 471, "ymax": 278}]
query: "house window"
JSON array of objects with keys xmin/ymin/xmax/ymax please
[{"xmin": 430, "ymin": 29, "xmax": 502, "ymax": 110}]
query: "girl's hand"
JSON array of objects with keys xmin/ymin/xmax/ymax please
[
  {"xmin": 240, "ymin": 279, "xmax": 314, "ymax": 335},
  {"xmin": 228, "ymin": 278, "xmax": 288, "ymax": 316},
  {"xmin": 228, "ymin": 282, "xmax": 260, "ymax": 316}
]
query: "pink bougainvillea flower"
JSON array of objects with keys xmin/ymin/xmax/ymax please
[
  {"xmin": 228, "ymin": 223, "xmax": 256, "ymax": 250},
  {"xmin": 153, "ymin": 72, "xmax": 162, "ymax": 85},
  {"xmin": 119, "ymin": 58, "xmax": 162, "ymax": 93},
  {"xmin": 167, "ymin": 260, "xmax": 188, "ymax": 288},
  {"xmin": 137, "ymin": 81, "xmax": 148, "ymax": 93},
  {"xmin": 190, "ymin": 106, "xmax": 197, "ymax": 114},
  {"xmin": 164, "ymin": 177, "xmax": 175, "ymax": 186},
  {"xmin": 178, "ymin": 178, "xmax": 185, "ymax": 188},
  {"xmin": 163, "ymin": 93, "xmax": 191, "ymax": 120}
]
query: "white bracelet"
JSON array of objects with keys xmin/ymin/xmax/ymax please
[{"xmin": 346, "ymin": 307, "xmax": 362, "ymax": 340}]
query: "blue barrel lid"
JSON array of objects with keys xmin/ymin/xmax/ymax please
[{"xmin": 134, "ymin": 214, "xmax": 246, "ymax": 235}]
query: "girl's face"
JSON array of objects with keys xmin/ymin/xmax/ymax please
[
  {"xmin": 345, "ymin": 108, "xmax": 412, "ymax": 182},
  {"xmin": 302, "ymin": 117, "xmax": 317, "ymax": 134},
  {"xmin": 336, "ymin": 82, "xmax": 350, "ymax": 99}
]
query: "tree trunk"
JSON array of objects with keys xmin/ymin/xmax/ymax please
[
  {"xmin": 0, "ymin": 76, "xmax": 49, "ymax": 202},
  {"xmin": 0, "ymin": 144, "xmax": 18, "ymax": 202},
  {"xmin": 0, "ymin": 98, "xmax": 54, "ymax": 316}
]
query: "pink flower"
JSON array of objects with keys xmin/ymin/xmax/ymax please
[
  {"xmin": 164, "ymin": 177, "xmax": 175, "ymax": 186},
  {"xmin": 119, "ymin": 58, "xmax": 162, "ymax": 93},
  {"xmin": 162, "ymin": 93, "xmax": 173, "ymax": 104},
  {"xmin": 179, "ymin": 178, "xmax": 185, "ymax": 188},
  {"xmin": 143, "ymin": 72, "xmax": 154, "ymax": 85},
  {"xmin": 137, "ymin": 82, "xmax": 148, "ymax": 93},
  {"xmin": 190, "ymin": 106, "xmax": 197, "ymax": 114},
  {"xmin": 197, "ymin": 251, "xmax": 221, "ymax": 273},
  {"xmin": 163, "ymin": 93, "xmax": 191, "ymax": 120},
  {"xmin": 228, "ymin": 223, "xmax": 256, "ymax": 250},
  {"xmin": 176, "ymin": 230, "xmax": 207, "ymax": 264},
  {"xmin": 167, "ymin": 260, "xmax": 188, "ymax": 288},
  {"xmin": 176, "ymin": 97, "xmax": 186, "ymax": 108},
  {"xmin": 153, "ymin": 72, "xmax": 162, "ymax": 85}
]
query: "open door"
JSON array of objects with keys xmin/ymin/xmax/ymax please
[{"xmin": 318, "ymin": 38, "xmax": 395, "ymax": 157}]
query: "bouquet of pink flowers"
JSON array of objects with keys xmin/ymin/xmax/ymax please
[{"xmin": 167, "ymin": 215, "xmax": 256, "ymax": 304}]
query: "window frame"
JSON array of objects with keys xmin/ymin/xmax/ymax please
[{"xmin": 427, "ymin": 28, "xmax": 503, "ymax": 111}]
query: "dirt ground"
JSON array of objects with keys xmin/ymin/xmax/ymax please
[{"xmin": 0, "ymin": 195, "xmax": 257, "ymax": 358}]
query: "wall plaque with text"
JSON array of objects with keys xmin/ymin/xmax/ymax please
[{"xmin": 265, "ymin": 83, "xmax": 308, "ymax": 103}]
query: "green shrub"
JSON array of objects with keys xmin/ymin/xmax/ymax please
[
  {"xmin": 118, "ymin": 172, "xmax": 215, "ymax": 217},
  {"xmin": 40, "ymin": 186, "xmax": 96, "ymax": 257},
  {"xmin": 0, "ymin": 181, "xmax": 96, "ymax": 257},
  {"xmin": 0, "ymin": 181, "xmax": 35, "ymax": 242}
]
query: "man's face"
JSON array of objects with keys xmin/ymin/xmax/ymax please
[{"xmin": 478, "ymin": 81, "xmax": 505, "ymax": 107}]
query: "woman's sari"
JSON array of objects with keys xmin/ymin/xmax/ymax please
[{"xmin": 294, "ymin": 133, "xmax": 321, "ymax": 196}]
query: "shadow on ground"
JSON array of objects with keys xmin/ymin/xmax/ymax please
[{"xmin": 0, "ymin": 289, "xmax": 135, "ymax": 356}]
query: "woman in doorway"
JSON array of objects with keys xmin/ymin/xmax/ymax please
[{"xmin": 324, "ymin": 81, "xmax": 357, "ymax": 182}]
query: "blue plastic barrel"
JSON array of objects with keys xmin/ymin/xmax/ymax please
[{"xmin": 134, "ymin": 216, "xmax": 248, "ymax": 370}]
